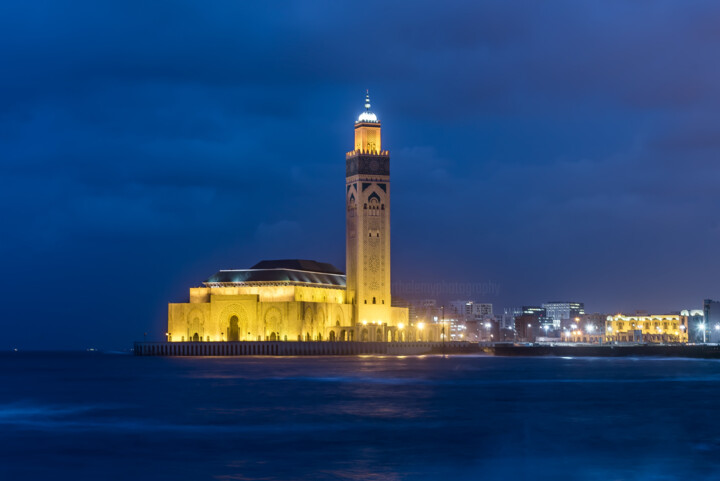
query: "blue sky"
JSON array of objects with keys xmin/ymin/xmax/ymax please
[{"xmin": 2, "ymin": 1, "xmax": 720, "ymax": 349}]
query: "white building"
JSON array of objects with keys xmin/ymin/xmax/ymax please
[
  {"xmin": 542, "ymin": 302, "xmax": 585, "ymax": 329},
  {"xmin": 449, "ymin": 300, "xmax": 493, "ymax": 321}
]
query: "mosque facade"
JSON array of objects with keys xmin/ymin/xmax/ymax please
[{"xmin": 167, "ymin": 95, "xmax": 437, "ymax": 343}]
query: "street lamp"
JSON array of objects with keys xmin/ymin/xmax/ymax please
[{"xmin": 699, "ymin": 322, "xmax": 707, "ymax": 343}]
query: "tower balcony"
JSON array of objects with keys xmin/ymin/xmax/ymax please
[
  {"xmin": 346, "ymin": 151, "xmax": 390, "ymax": 177},
  {"xmin": 346, "ymin": 149, "xmax": 389, "ymax": 158}
]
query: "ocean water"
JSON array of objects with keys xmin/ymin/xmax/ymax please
[{"xmin": 1, "ymin": 353, "xmax": 719, "ymax": 480}]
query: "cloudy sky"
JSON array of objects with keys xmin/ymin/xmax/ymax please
[{"xmin": 3, "ymin": 1, "xmax": 720, "ymax": 349}]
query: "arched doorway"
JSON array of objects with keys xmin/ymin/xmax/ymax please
[
  {"xmin": 329, "ymin": 331, "xmax": 336, "ymax": 341},
  {"xmin": 387, "ymin": 330, "xmax": 394, "ymax": 342},
  {"xmin": 228, "ymin": 315, "xmax": 239, "ymax": 341},
  {"xmin": 192, "ymin": 333, "xmax": 199, "ymax": 342},
  {"xmin": 306, "ymin": 332, "xmax": 311, "ymax": 341},
  {"xmin": 376, "ymin": 328, "xmax": 382, "ymax": 341},
  {"xmin": 188, "ymin": 314, "xmax": 203, "ymax": 342},
  {"xmin": 361, "ymin": 329, "xmax": 368, "ymax": 342},
  {"xmin": 270, "ymin": 332, "xmax": 277, "ymax": 341},
  {"xmin": 264, "ymin": 308, "xmax": 282, "ymax": 341},
  {"xmin": 340, "ymin": 330, "xmax": 346, "ymax": 341}
]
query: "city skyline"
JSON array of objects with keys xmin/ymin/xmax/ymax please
[{"xmin": 4, "ymin": 2, "xmax": 720, "ymax": 349}]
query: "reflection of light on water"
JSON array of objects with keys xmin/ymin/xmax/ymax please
[
  {"xmin": 6, "ymin": 354, "xmax": 720, "ymax": 480},
  {"xmin": 334, "ymin": 400, "xmax": 426, "ymax": 419}
]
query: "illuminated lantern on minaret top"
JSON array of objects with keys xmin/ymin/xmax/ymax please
[{"xmin": 345, "ymin": 91, "xmax": 393, "ymax": 326}]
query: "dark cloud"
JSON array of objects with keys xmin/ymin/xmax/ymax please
[{"xmin": 2, "ymin": 0, "xmax": 720, "ymax": 349}]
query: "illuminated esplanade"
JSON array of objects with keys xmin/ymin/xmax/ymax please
[{"xmin": 167, "ymin": 94, "xmax": 439, "ymax": 343}]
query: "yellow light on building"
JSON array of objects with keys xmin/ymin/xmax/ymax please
[
  {"xmin": 606, "ymin": 313, "xmax": 687, "ymax": 343},
  {"xmin": 163, "ymin": 97, "xmax": 426, "ymax": 345}
]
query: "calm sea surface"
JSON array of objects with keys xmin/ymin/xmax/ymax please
[{"xmin": 1, "ymin": 352, "xmax": 719, "ymax": 480}]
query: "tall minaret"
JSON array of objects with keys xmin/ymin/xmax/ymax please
[{"xmin": 346, "ymin": 92, "xmax": 393, "ymax": 326}]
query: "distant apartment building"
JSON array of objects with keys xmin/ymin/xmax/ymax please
[
  {"xmin": 605, "ymin": 314, "xmax": 688, "ymax": 343},
  {"xmin": 579, "ymin": 313, "xmax": 606, "ymax": 334},
  {"xmin": 449, "ymin": 301, "xmax": 493, "ymax": 321},
  {"xmin": 502, "ymin": 307, "xmax": 523, "ymax": 330},
  {"xmin": 408, "ymin": 299, "xmax": 439, "ymax": 324},
  {"xmin": 542, "ymin": 302, "xmax": 585, "ymax": 329},
  {"xmin": 447, "ymin": 316, "xmax": 467, "ymax": 341},
  {"xmin": 514, "ymin": 314, "xmax": 539, "ymax": 341},
  {"xmin": 522, "ymin": 306, "xmax": 554, "ymax": 331},
  {"xmin": 449, "ymin": 300, "xmax": 473, "ymax": 319},
  {"xmin": 703, "ymin": 300, "xmax": 720, "ymax": 343},
  {"xmin": 561, "ymin": 313, "xmax": 606, "ymax": 343},
  {"xmin": 680, "ymin": 309, "xmax": 704, "ymax": 342},
  {"xmin": 418, "ymin": 299, "xmax": 437, "ymax": 309},
  {"xmin": 474, "ymin": 303, "xmax": 493, "ymax": 319}
]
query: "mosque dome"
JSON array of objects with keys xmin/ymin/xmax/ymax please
[{"xmin": 357, "ymin": 91, "xmax": 378, "ymax": 123}]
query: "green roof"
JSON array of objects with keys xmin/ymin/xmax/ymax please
[{"xmin": 204, "ymin": 259, "xmax": 345, "ymax": 288}]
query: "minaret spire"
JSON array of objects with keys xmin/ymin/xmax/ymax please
[{"xmin": 357, "ymin": 90, "xmax": 378, "ymax": 123}]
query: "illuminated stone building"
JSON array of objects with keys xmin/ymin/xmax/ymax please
[
  {"xmin": 605, "ymin": 314, "xmax": 688, "ymax": 343},
  {"xmin": 167, "ymin": 94, "xmax": 416, "ymax": 343}
]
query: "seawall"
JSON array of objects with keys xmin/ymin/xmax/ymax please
[
  {"xmin": 133, "ymin": 341, "xmax": 480, "ymax": 356},
  {"xmin": 491, "ymin": 344, "xmax": 720, "ymax": 358}
]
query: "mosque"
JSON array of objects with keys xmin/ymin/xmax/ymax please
[{"xmin": 167, "ymin": 94, "xmax": 440, "ymax": 343}]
